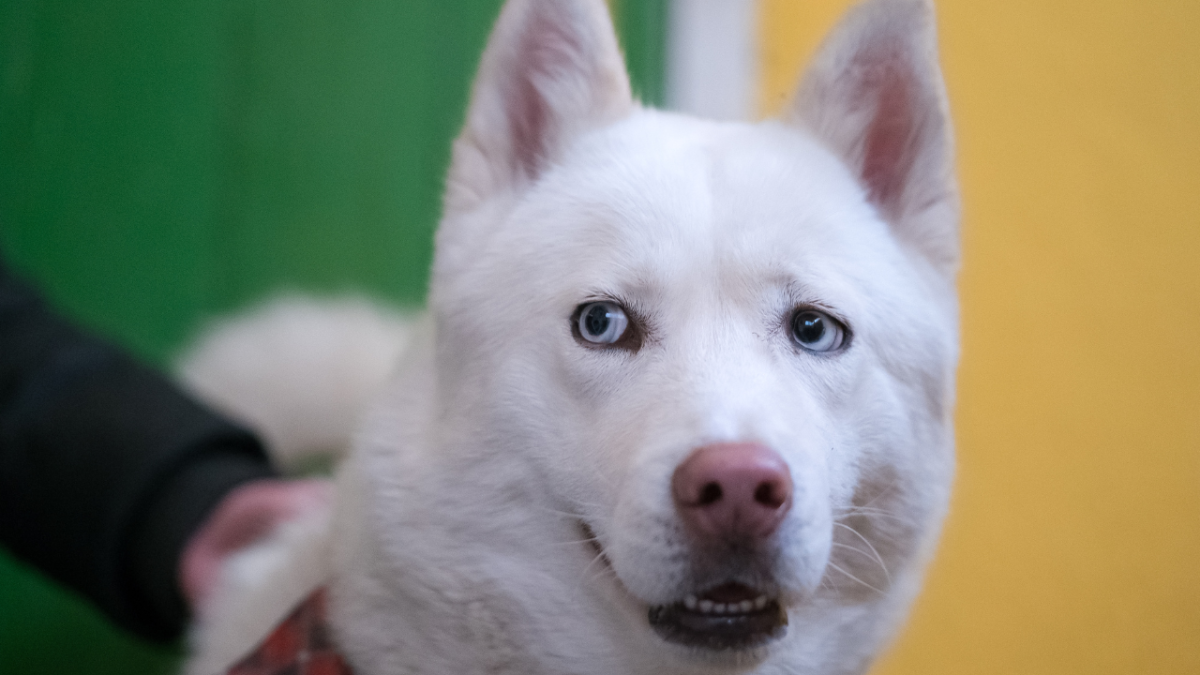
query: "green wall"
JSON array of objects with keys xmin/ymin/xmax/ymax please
[{"xmin": 0, "ymin": 0, "xmax": 664, "ymax": 672}]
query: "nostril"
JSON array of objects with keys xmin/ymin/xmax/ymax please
[
  {"xmin": 754, "ymin": 481, "xmax": 785, "ymax": 508},
  {"xmin": 672, "ymin": 443, "xmax": 793, "ymax": 542},
  {"xmin": 698, "ymin": 483, "xmax": 722, "ymax": 505}
]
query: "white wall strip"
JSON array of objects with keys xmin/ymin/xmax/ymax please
[{"xmin": 665, "ymin": 0, "xmax": 759, "ymax": 121}]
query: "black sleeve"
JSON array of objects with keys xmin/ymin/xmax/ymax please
[{"xmin": 0, "ymin": 258, "xmax": 277, "ymax": 641}]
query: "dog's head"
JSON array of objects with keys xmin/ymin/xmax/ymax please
[{"xmin": 429, "ymin": 0, "xmax": 957, "ymax": 666}]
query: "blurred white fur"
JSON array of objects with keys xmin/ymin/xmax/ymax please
[
  {"xmin": 178, "ymin": 296, "xmax": 410, "ymax": 674},
  {"xmin": 184, "ymin": 509, "xmax": 334, "ymax": 675},
  {"xmin": 178, "ymin": 296, "xmax": 412, "ymax": 469}
]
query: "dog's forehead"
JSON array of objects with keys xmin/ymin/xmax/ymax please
[{"xmin": 518, "ymin": 111, "xmax": 903, "ymax": 297}]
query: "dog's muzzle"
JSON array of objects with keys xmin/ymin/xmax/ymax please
[{"xmin": 646, "ymin": 442, "xmax": 794, "ymax": 650}]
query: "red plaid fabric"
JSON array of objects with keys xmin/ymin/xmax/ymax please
[{"xmin": 227, "ymin": 588, "xmax": 353, "ymax": 675}]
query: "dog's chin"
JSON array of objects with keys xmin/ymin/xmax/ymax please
[{"xmin": 579, "ymin": 520, "xmax": 789, "ymax": 654}]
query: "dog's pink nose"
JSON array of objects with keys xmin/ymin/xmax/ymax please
[{"xmin": 672, "ymin": 443, "xmax": 792, "ymax": 545}]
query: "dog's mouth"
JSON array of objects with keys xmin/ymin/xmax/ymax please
[
  {"xmin": 578, "ymin": 519, "xmax": 787, "ymax": 651},
  {"xmin": 648, "ymin": 582, "xmax": 787, "ymax": 651}
]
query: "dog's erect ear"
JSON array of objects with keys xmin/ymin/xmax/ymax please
[
  {"xmin": 789, "ymin": 0, "xmax": 959, "ymax": 274},
  {"xmin": 445, "ymin": 0, "xmax": 633, "ymax": 211}
]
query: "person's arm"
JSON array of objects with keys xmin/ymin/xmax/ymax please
[{"xmin": 0, "ymin": 259, "xmax": 276, "ymax": 641}]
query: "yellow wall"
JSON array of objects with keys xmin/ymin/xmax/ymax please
[{"xmin": 760, "ymin": 1, "xmax": 1200, "ymax": 673}]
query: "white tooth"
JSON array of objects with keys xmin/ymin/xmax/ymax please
[
  {"xmin": 754, "ymin": 596, "xmax": 768, "ymax": 609},
  {"xmin": 699, "ymin": 599, "xmax": 714, "ymax": 613},
  {"xmin": 684, "ymin": 595, "xmax": 698, "ymax": 610},
  {"xmin": 739, "ymin": 600, "xmax": 754, "ymax": 613},
  {"xmin": 713, "ymin": 603, "xmax": 727, "ymax": 614}
]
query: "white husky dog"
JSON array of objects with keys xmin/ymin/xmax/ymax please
[{"xmin": 182, "ymin": 0, "xmax": 960, "ymax": 672}]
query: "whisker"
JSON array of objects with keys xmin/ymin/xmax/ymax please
[
  {"xmin": 835, "ymin": 506, "xmax": 913, "ymax": 526},
  {"xmin": 532, "ymin": 504, "xmax": 587, "ymax": 520},
  {"xmin": 831, "ymin": 542, "xmax": 875, "ymax": 560},
  {"xmin": 538, "ymin": 536, "xmax": 601, "ymax": 549},
  {"xmin": 852, "ymin": 484, "xmax": 901, "ymax": 511},
  {"xmin": 826, "ymin": 561, "xmax": 886, "ymax": 595},
  {"xmin": 579, "ymin": 548, "xmax": 616, "ymax": 587},
  {"xmin": 833, "ymin": 522, "xmax": 891, "ymax": 584},
  {"xmin": 829, "ymin": 543, "xmax": 891, "ymax": 587}
]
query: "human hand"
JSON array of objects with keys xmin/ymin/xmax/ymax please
[{"xmin": 179, "ymin": 478, "xmax": 332, "ymax": 610}]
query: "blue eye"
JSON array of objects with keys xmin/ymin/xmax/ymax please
[
  {"xmin": 791, "ymin": 310, "xmax": 846, "ymax": 353},
  {"xmin": 577, "ymin": 302, "xmax": 630, "ymax": 345}
]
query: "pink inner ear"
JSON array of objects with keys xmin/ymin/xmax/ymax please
[
  {"xmin": 506, "ymin": 8, "xmax": 585, "ymax": 179},
  {"xmin": 855, "ymin": 47, "xmax": 921, "ymax": 218}
]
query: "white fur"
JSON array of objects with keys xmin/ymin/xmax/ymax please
[
  {"xmin": 184, "ymin": 0, "xmax": 959, "ymax": 673},
  {"xmin": 184, "ymin": 511, "xmax": 334, "ymax": 675},
  {"xmin": 178, "ymin": 296, "xmax": 412, "ymax": 469}
]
